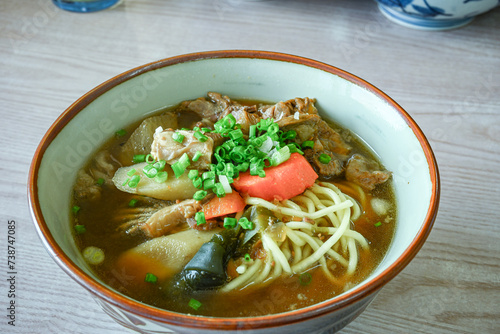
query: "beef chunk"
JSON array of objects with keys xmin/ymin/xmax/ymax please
[{"xmin": 345, "ymin": 154, "xmax": 391, "ymax": 190}]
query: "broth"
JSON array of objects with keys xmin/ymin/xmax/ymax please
[{"xmin": 71, "ymin": 96, "xmax": 396, "ymax": 317}]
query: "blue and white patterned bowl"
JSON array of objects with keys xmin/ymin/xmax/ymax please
[{"xmin": 375, "ymin": 0, "xmax": 499, "ymax": 30}]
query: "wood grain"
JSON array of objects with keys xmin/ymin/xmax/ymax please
[{"xmin": 1, "ymin": 0, "xmax": 499, "ymax": 333}]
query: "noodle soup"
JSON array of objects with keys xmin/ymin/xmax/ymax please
[{"xmin": 71, "ymin": 93, "xmax": 396, "ymax": 317}]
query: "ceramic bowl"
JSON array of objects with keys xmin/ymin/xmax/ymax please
[
  {"xmin": 28, "ymin": 50, "xmax": 440, "ymax": 334},
  {"xmin": 375, "ymin": 0, "xmax": 499, "ymax": 30}
]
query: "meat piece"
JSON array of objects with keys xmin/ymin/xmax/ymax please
[
  {"xmin": 151, "ymin": 129, "xmax": 214, "ymax": 169},
  {"xmin": 140, "ymin": 199, "xmax": 203, "ymax": 238},
  {"xmin": 74, "ymin": 150, "xmax": 119, "ymax": 201},
  {"xmin": 345, "ymin": 154, "xmax": 391, "ymax": 191},
  {"xmin": 180, "ymin": 97, "xmax": 223, "ymax": 123},
  {"xmin": 118, "ymin": 112, "xmax": 178, "ymax": 165},
  {"xmin": 259, "ymin": 97, "xmax": 318, "ymax": 121},
  {"xmin": 304, "ymin": 150, "xmax": 343, "ymax": 177},
  {"xmin": 278, "ymin": 114, "xmax": 351, "ymax": 178}
]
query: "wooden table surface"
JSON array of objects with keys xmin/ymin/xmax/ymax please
[{"xmin": 1, "ymin": 0, "xmax": 499, "ymax": 333}]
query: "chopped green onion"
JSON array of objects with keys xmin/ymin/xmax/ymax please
[
  {"xmin": 281, "ymin": 130, "xmax": 297, "ymax": 140},
  {"xmin": 127, "ymin": 175, "xmax": 141, "ymax": 188},
  {"xmin": 132, "ymin": 154, "xmax": 146, "ymax": 163},
  {"xmin": 214, "ymin": 183, "xmax": 225, "ymax": 197},
  {"xmin": 192, "ymin": 151, "xmax": 203, "ymax": 162},
  {"xmin": 201, "ymin": 127, "xmax": 212, "ymax": 132},
  {"xmin": 122, "ymin": 178, "xmax": 130, "ymax": 186},
  {"xmin": 74, "ymin": 224, "xmax": 86, "ymax": 234},
  {"xmin": 145, "ymin": 154, "xmax": 155, "ymax": 164},
  {"xmin": 152, "ymin": 160, "xmax": 166, "ymax": 171},
  {"xmin": 270, "ymin": 146, "xmax": 291, "ymax": 166},
  {"xmin": 202, "ymin": 171, "xmax": 216, "ymax": 180},
  {"xmin": 223, "ymin": 217, "xmax": 237, "ymax": 229},
  {"xmin": 249, "ymin": 124, "xmax": 257, "ymax": 138},
  {"xmin": 374, "ymin": 221, "xmax": 382, "ymax": 227},
  {"xmin": 192, "ymin": 176, "xmax": 203, "ymax": 189},
  {"xmin": 319, "ymin": 153, "xmax": 332, "ymax": 164},
  {"xmin": 72, "ymin": 206, "xmax": 80, "ymax": 214},
  {"xmin": 238, "ymin": 217, "xmax": 254, "ymax": 230},
  {"xmin": 115, "ymin": 129, "xmax": 127, "ymax": 137},
  {"xmin": 171, "ymin": 153, "xmax": 190, "ymax": 178},
  {"xmin": 193, "ymin": 190, "xmax": 208, "ymax": 201},
  {"xmin": 96, "ymin": 178, "xmax": 105, "ymax": 186},
  {"xmin": 188, "ymin": 169, "xmax": 199, "ymax": 180},
  {"xmin": 195, "ymin": 211, "xmax": 206, "ymax": 225},
  {"xmin": 194, "ymin": 131, "xmax": 208, "ymax": 142},
  {"xmin": 172, "ymin": 132, "xmax": 185, "ymax": 143},
  {"xmin": 302, "ymin": 140, "xmax": 314, "ymax": 149},
  {"xmin": 228, "ymin": 129, "xmax": 244, "ymax": 142},
  {"xmin": 144, "ymin": 273, "xmax": 158, "ymax": 284},
  {"xmin": 244, "ymin": 253, "xmax": 251, "ymax": 262},
  {"xmin": 83, "ymin": 246, "xmax": 105, "ymax": 265},
  {"xmin": 299, "ymin": 272, "xmax": 312, "ymax": 286},
  {"xmin": 188, "ymin": 298, "xmax": 202, "ymax": 311},
  {"xmin": 128, "ymin": 199, "xmax": 139, "ymax": 207},
  {"xmin": 143, "ymin": 164, "xmax": 158, "ymax": 178},
  {"xmin": 154, "ymin": 171, "xmax": 168, "ymax": 183},
  {"xmin": 127, "ymin": 168, "xmax": 137, "ymax": 177}
]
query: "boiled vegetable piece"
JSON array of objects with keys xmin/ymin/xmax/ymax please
[
  {"xmin": 172, "ymin": 226, "xmax": 243, "ymax": 290},
  {"xmin": 118, "ymin": 113, "xmax": 178, "ymax": 165},
  {"xmin": 114, "ymin": 229, "xmax": 218, "ymax": 286},
  {"xmin": 233, "ymin": 153, "xmax": 318, "ymax": 201},
  {"xmin": 112, "ymin": 162, "xmax": 198, "ymax": 201},
  {"xmin": 202, "ymin": 191, "xmax": 246, "ymax": 220}
]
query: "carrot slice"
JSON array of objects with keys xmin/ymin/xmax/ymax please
[
  {"xmin": 203, "ymin": 191, "xmax": 246, "ymax": 220},
  {"xmin": 233, "ymin": 153, "xmax": 318, "ymax": 201}
]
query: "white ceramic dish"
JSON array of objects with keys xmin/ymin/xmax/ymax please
[{"xmin": 29, "ymin": 51, "xmax": 440, "ymax": 333}]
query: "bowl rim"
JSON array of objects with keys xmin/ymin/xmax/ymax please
[{"xmin": 28, "ymin": 50, "xmax": 440, "ymax": 330}]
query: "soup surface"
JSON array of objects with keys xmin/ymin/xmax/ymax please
[{"xmin": 71, "ymin": 93, "xmax": 396, "ymax": 317}]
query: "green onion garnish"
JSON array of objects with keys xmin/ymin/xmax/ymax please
[
  {"xmin": 96, "ymin": 178, "xmax": 105, "ymax": 186},
  {"xmin": 244, "ymin": 253, "xmax": 251, "ymax": 262},
  {"xmin": 318, "ymin": 153, "xmax": 332, "ymax": 164},
  {"xmin": 223, "ymin": 217, "xmax": 237, "ymax": 229},
  {"xmin": 154, "ymin": 171, "xmax": 168, "ymax": 183},
  {"xmin": 74, "ymin": 224, "xmax": 86, "ymax": 234},
  {"xmin": 127, "ymin": 174, "xmax": 141, "ymax": 188},
  {"xmin": 144, "ymin": 273, "xmax": 158, "ymax": 284},
  {"xmin": 115, "ymin": 129, "xmax": 127, "ymax": 137},
  {"xmin": 172, "ymin": 132, "xmax": 185, "ymax": 143},
  {"xmin": 188, "ymin": 169, "xmax": 199, "ymax": 180},
  {"xmin": 194, "ymin": 131, "xmax": 208, "ymax": 142},
  {"xmin": 193, "ymin": 190, "xmax": 207, "ymax": 201},
  {"xmin": 143, "ymin": 164, "xmax": 158, "ymax": 178},
  {"xmin": 132, "ymin": 154, "xmax": 146, "ymax": 163},
  {"xmin": 203, "ymin": 178, "xmax": 216, "ymax": 190},
  {"xmin": 302, "ymin": 140, "xmax": 314, "ymax": 149},
  {"xmin": 122, "ymin": 178, "xmax": 130, "ymax": 186},
  {"xmin": 171, "ymin": 153, "xmax": 191, "ymax": 178},
  {"xmin": 299, "ymin": 272, "xmax": 312, "ymax": 286},
  {"xmin": 214, "ymin": 183, "xmax": 225, "ymax": 198},
  {"xmin": 238, "ymin": 217, "xmax": 254, "ymax": 230},
  {"xmin": 145, "ymin": 154, "xmax": 155, "ymax": 164},
  {"xmin": 202, "ymin": 171, "xmax": 216, "ymax": 180},
  {"xmin": 192, "ymin": 177, "xmax": 203, "ymax": 189},
  {"xmin": 72, "ymin": 206, "xmax": 80, "ymax": 214},
  {"xmin": 152, "ymin": 160, "xmax": 166, "ymax": 171},
  {"xmin": 374, "ymin": 221, "xmax": 382, "ymax": 227},
  {"xmin": 195, "ymin": 211, "xmax": 206, "ymax": 225},
  {"xmin": 188, "ymin": 298, "xmax": 202, "ymax": 311},
  {"xmin": 128, "ymin": 199, "xmax": 138, "ymax": 207},
  {"xmin": 127, "ymin": 168, "xmax": 137, "ymax": 177},
  {"xmin": 192, "ymin": 151, "xmax": 203, "ymax": 162}
]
